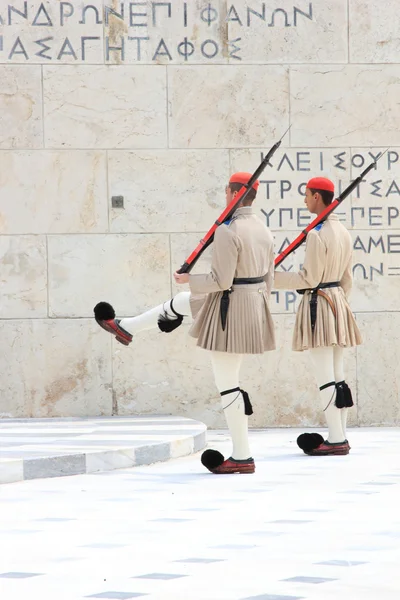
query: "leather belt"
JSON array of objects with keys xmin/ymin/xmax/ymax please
[
  {"xmin": 297, "ymin": 281, "xmax": 340, "ymax": 332},
  {"xmin": 220, "ymin": 277, "xmax": 265, "ymax": 331}
]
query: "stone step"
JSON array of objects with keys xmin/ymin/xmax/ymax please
[{"xmin": 0, "ymin": 415, "xmax": 207, "ymax": 484}]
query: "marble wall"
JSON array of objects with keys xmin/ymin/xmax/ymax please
[{"xmin": 0, "ymin": 1, "xmax": 399, "ymax": 427}]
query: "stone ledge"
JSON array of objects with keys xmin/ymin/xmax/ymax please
[{"xmin": 0, "ymin": 416, "xmax": 207, "ymax": 484}]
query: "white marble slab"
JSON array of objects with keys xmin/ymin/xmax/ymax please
[
  {"xmin": 0, "ymin": 0, "xmax": 104, "ymax": 64},
  {"xmin": 0, "ymin": 65, "xmax": 42, "ymax": 148},
  {"xmin": 43, "ymin": 65, "xmax": 168, "ymax": 148},
  {"xmin": 228, "ymin": 0, "xmax": 348, "ymax": 64},
  {"xmin": 47, "ymin": 233, "xmax": 171, "ymax": 317},
  {"xmin": 356, "ymin": 312, "xmax": 400, "ymax": 426},
  {"xmin": 0, "ymin": 319, "xmax": 112, "ymax": 419},
  {"xmin": 290, "ymin": 66, "xmax": 400, "ymax": 148},
  {"xmin": 0, "ymin": 458, "xmax": 23, "ymax": 484},
  {"xmin": 349, "ymin": 0, "xmax": 400, "ymax": 63},
  {"xmin": 168, "ymin": 65, "xmax": 289, "ymax": 148},
  {"xmin": 108, "ymin": 149, "xmax": 229, "ymax": 233},
  {"xmin": 0, "ymin": 235, "xmax": 47, "ymax": 318},
  {"xmin": 0, "ymin": 150, "xmax": 108, "ymax": 233},
  {"xmin": 85, "ymin": 449, "xmax": 136, "ymax": 473}
]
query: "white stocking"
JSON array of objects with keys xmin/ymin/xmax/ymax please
[
  {"xmin": 210, "ymin": 351, "xmax": 251, "ymax": 461},
  {"xmin": 334, "ymin": 346, "xmax": 348, "ymax": 440},
  {"xmin": 119, "ymin": 292, "xmax": 191, "ymax": 335},
  {"xmin": 309, "ymin": 347, "xmax": 345, "ymax": 443}
]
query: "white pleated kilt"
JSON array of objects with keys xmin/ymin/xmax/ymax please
[
  {"xmin": 292, "ymin": 287, "xmax": 362, "ymax": 351},
  {"xmin": 189, "ymin": 282, "xmax": 276, "ymax": 354}
]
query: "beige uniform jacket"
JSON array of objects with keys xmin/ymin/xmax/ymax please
[
  {"xmin": 188, "ymin": 206, "xmax": 276, "ymax": 354},
  {"xmin": 274, "ymin": 214, "xmax": 362, "ymax": 351}
]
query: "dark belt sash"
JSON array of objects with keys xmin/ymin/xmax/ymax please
[
  {"xmin": 220, "ymin": 276, "xmax": 265, "ymax": 331},
  {"xmin": 297, "ymin": 281, "xmax": 340, "ymax": 332}
]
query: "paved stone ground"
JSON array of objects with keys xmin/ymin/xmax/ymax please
[
  {"xmin": 1, "ymin": 426, "xmax": 400, "ymax": 599},
  {"xmin": 0, "ymin": 416, "xmax": 206, "ymax": 484}
]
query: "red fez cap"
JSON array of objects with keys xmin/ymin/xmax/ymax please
[
  {"xmin": 229, "ymin": 172, "xmax": 259, "ymax": 191},
  {"xmin": 306, "ymin": 177, "xmax": 334, "ymax": 193}
]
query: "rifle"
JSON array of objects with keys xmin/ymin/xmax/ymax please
[
  {"xmin": 274, "ymin": 152, "xmax": 388, "ymax": 268},
  {"xmin": 177, "ymin": 126, "xmax": 291, "ymax": 274}
]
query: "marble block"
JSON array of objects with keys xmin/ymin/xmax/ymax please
[
  {"xmin": 0, "ymin": 235, "xmax": 47, "ymax": 318},
  {"xmin": 85, "ymin": 449, "xmax": 136, "ymax": 474},
  {"xmin": 228, "ymin": 0, "xmax": 348, "ymax": 64},
  {"xmin": 0, "ymin": 151, "xmax": 108, "ymax": 233},
  {"xmin": 135, "ymin": 442, "xmax": 170, "ymax": 465},
  {"xmin": 356, "ymin": 312, "xmax": 400, "ymax": 425},
  {"xmin": 0, "ymin": 65, "xmax": 42, "ymax": 148},
  {"xmin": 290, "ymin": 66, "xmax": 400, "ymax": 148},
  {"xmin": 43, "ymin": 65, "xmax": 167, "ymax": 148},
  {"xmin": 0, "ymin": 319, "xmax": 112, "ymax": 418},
  {"xmin": 112, "ymin": 324, "xmax": 218, "ymax": 423},
  {"xmin": 47, "ymin": 233, "xmax": 171, "ymax": 317},
  {"xmin": 0, "ymin": 459, "xmax": 24, "ymax": 484},
  {"xmin": 0, "ymin": 0, "xmax": 104, "ymax": 64},
  {"xmin": 169, "ymin": 437, "xmax": 194, "ymax": 459},
  {"xmin": 104, "ymin": 0, "xmax": 227, "ymax": 65},
  {"xmin": 168, "ymin": 65, "xmax": 289, "ymax": 148},
  {"xmin": 349, "ymin": 0, "xmax": 400, "ymax": 63},
  {"xmin": 350, "ymin": 229, "xmax": 400, "ymax": 312},
  {"xmin": 24, "ymin": 454, "xmax": 86, "ymax": 480},
  {"xmin": 108, "ymin": 149, "xmax": 229, "ymax": 233},
  {"xmin": 349, "ymin": 147, "xmax": 400, "ymax": 231}
]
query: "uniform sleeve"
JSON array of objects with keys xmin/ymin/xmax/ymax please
[
  {"xmin": 340, "ymin": 255, "xmax": 353, "ymax": 298},
  {"xmin": 189, "ymin": 225, "xmax": 239, "ymax": 294},
  {"xmin": 264, "ymin": 244, "xmax": 274, "ymax": 298},
  {"xmin": 274, "ymin": 231, "xmax": 326, "ymax": 290}
]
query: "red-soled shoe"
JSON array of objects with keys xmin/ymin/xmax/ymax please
[
  {"xmin": 93, "ymin": 302, "xmax": 132, "ymax": 346},
  {"xmin": 97, "ymin": 318, "xmax": 132, "ymax": 346},
  {"xmin": 307, "ymin": 440, "xmax": 350, "ymax": 456},
  {"xmin": 211, "ymin": 457, "xmax": 255, "ymax": 474}
]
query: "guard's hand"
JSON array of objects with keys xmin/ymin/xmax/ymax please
[{"xmin": 174, "ymin": 272, "xmax": 189, "ymax": 285}]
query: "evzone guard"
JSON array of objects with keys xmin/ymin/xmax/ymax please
[
  {"xmin": 94, "ymin": 172, "xmax": 276, "ymax": 474},
  {"xmin": 274, "ymin": 177, "xmax": 361, "ymax": 456},
  {"xmin": 272, "ymin": 155, "xmax": 383, "ymax": 455}
]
